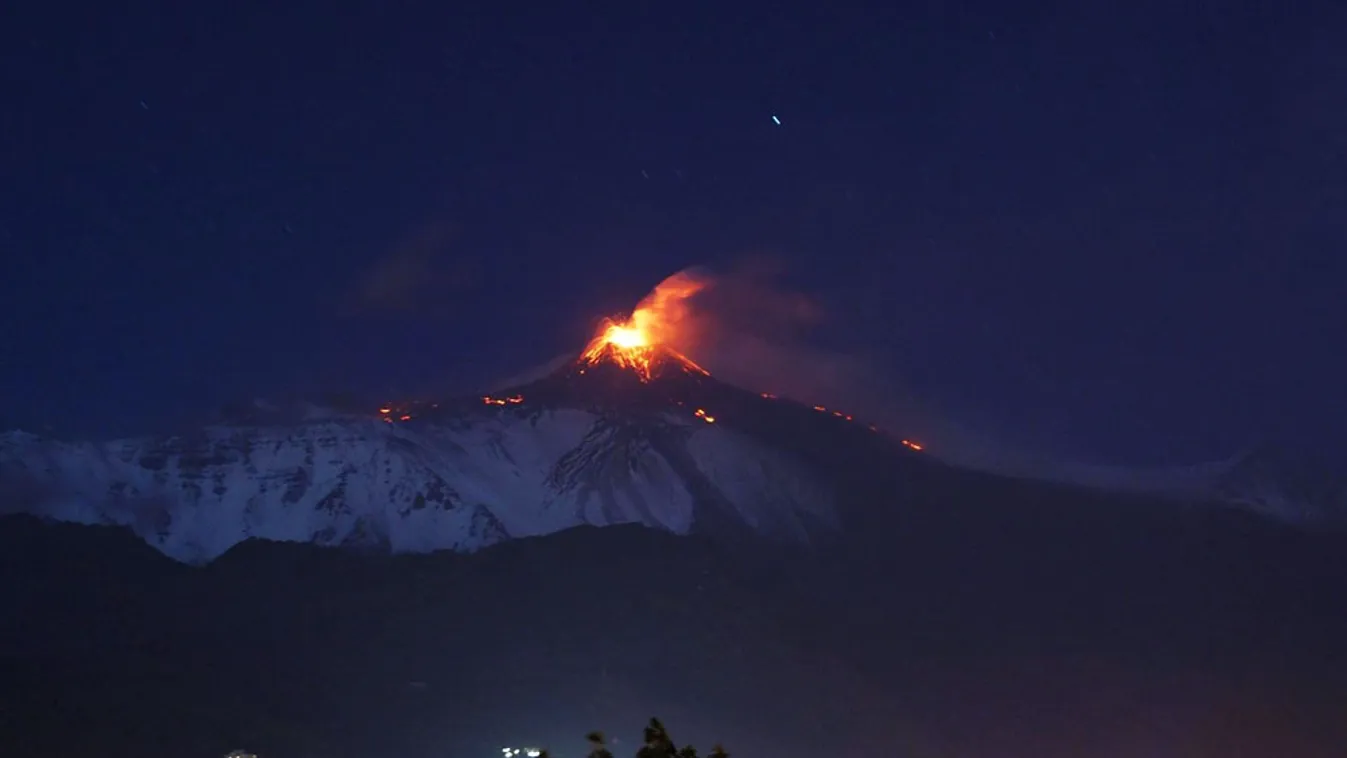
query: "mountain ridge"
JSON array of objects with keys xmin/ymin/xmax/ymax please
[
  {"xmin": 4, "ymin": 501, "xmax": 1347, "ymax": 758},
  {"xmin": 2, "ymin": 344, "xmax": 1342, "ymax": 564},
  {"xmin": 0, "ymin": 356, "xmax": 842, "ymax": 563}
]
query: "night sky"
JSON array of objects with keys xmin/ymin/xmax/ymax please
[{"xmin": 2, "ymin": 2, "xmax": 1344, "ymax": 467}]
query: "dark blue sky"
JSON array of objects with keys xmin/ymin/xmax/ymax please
[{"xmin": 2, "ymin": 1, "xmax": 1344, "ymax": 465}]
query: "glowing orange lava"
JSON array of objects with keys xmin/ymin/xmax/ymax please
[
  {"xmin": 377, "ymin": 404, "xmax": 417, "ymax": 422},
  {"xmin": 579, "ymin": 271, "xmax": 710, "ymax": 381}
]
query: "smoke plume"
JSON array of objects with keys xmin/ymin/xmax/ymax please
[
  {"xmin": 497, "ymin": 259, "xmax": 1051, "ymax": 475},
  {"xmin": 654, "ymin": 261, "xmax": 1078, "ymax": 475}
]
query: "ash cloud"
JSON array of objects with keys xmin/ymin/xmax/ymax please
[
  {"xmin": 656, "ymin": 260, "xmax": 1023, "ymax": 472},
  {"xmin": 497, "ymin": 258, "xmax": 1070, "ymax": 478},
  {"xmin": 355, "ymin": 220, "xmax": 482, "ymax": 312},
  {"xmin": 664, "ymin": 262, "xmax": 1206, "ymax": 484}
]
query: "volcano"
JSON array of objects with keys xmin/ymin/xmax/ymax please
[
  {"xmin": 2, "ymin": 274, "xmax": 1341, "ymax": 565},
  {"xmin": 6, "ymin": 285, "xmax": 1347, "ymax": 757},
  {"xmin": 525, "ymin": 316, "xmax": 717, "ymax": 411},
  {"xmin": 0, "ymin": 286, "xmax": 904, "ymax": 563}
]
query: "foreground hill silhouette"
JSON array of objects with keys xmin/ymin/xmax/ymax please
[{"xmin": 4, "ymin": 468, "xmax": 1347, "ymax": 758}]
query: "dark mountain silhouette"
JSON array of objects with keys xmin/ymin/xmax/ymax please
[
  {"xmin": 4, "ymin": 337, "xmax": 1346, "ymax": 756},
  {"xmin": 4, "ymin": 444, "xmax": 1347, "ymax": 757}
]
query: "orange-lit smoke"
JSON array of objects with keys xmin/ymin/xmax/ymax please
[
  {"xmin": 584, "ymin": 260, "xmax": 943, "ymax": 444},
  {"xmin": 625, "ymin": 269, "xmax": 708, "ymax": 348},
  {"xmin": 580, "ymin": 270, "xmax": 712, "ymax": 380},
  {"xmin": 498, "ymin": 258, "xmax": 1073, "ymax": 473}
]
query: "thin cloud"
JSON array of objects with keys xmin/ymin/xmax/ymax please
[{"xmin": 358, "ymin": 221, "xmax": 481, "ymax": 311}]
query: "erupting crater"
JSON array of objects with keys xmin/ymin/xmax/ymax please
[
  {"xmin": 578, "ymin": 318, "xmax": 708, "ymax": 381},
  {"xmin": 576, "ymin": 271, "xmax": 709, "ymax": 381}
]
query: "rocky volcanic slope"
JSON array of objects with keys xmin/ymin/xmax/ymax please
[{"xmin": 0, "ymin": 387, "xmax": 835, "ymax": 564}]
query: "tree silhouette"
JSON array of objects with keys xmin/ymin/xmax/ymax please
[
  {"xmin": 544, "ymin": 718, "xmax": 727, "ymax": 758},
  {"xmin": 586, "ymin": 731, "xmax": 615, "ymax": 758}
]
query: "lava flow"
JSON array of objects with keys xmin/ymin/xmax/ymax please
[{"xmin": 578, "ymin": 272, "xmax": 710, "ymax": 381}]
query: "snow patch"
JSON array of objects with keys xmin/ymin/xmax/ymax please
[{"xmin": 0, "ymin": 408, "xmax": 836, "ymax": 563}]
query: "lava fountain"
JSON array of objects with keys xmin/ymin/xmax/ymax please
[{"xmin": 579, "ymin": 271, "xmax": 711, "ymax": 381}]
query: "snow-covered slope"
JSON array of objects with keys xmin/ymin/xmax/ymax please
[
  {"xmin": 0, "ymin": 404, "xmax": 834, "ymax": 564},
  {"xmin": 1205, "ymin": 445, "xmax": 1347, "ymax": 524}
]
